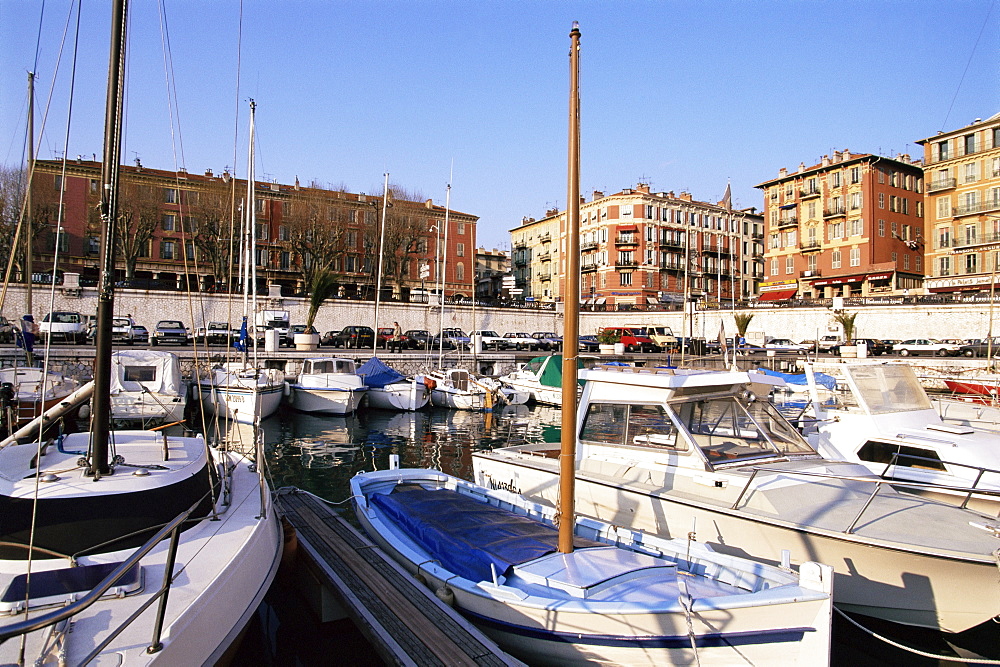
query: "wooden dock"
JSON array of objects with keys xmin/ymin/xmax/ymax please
[{"xmin": 274, "ymin": 488, "xmax": 524, "ymax": 667}]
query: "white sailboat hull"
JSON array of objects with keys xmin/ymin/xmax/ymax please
[
  {"xmin": 352, "ymin": 468, "xmax": 832, "ymax": 667},
  {"xmin": 290, "ymin": 385, "xmax": 366, "ymax": 415},
  {"xmin": 430, "ymin": 386, "xmax": 490, "ymax": 410},
  {"xmin": 196, "ymin": 381, "xmax": 284, "ymax": 424},
  {"xmin": 366, "ymin": 380, "xmax": 430, "ymax": 411}
]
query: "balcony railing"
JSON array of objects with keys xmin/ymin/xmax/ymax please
[
  {"xmin": 615, "ymin": 235, "xmax": 640, "ymax": 245},
  {"xmin": 537, "ymin": 251, "xmax": 551, "ymax": 262},
  {"xmin": 954, "ymin": 197, "xmax": 1000, "ymax": 218},
  {"xmin": 538, "ymin": 273, "xmax": 551, "ymax": 281},
  {"xmin": 799, "ymin": 187, "xmax": 821, "ymax": 199},
  {"xmin": 581, "ymin": 263, "xmax": 598, "ymax": 272},
  {"xmin": 927, "ymin": 178, "xmax": 957, "ymax": 193},
  {"xmin": 801, "ymin": 241, "xmax": 822, "ymax": 252},
  {"xmin": 538, "ymin": 232, "xmax": 551, "ymax": 243},
  {"xmin": 581, "ymin": 241, "xmax": 599, "ymax": 251},
  {"xmin": 950, "ymin": 230, "xmax": 1000, "ymax": 250},
  {"xmin": 616, "ymin": 260, "xmax": 638, "ymax": 269},
  {"xmin": 659, "ymin": 237, "xmax": 685, "ymax": 248},
  {"xmin": 823, "ymin": 205, "xmax": 846, "ymax": 218},
  {"xmin": 776, "ymin": 217, "xmax": 798, "ymax": 228},
  {"xmin": 800, "ymin": 269, "xmax": 822, "ymax": 278}
]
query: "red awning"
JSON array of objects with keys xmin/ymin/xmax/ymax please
[{"xmin": 758, "ymin": 289, "xmax": 797, "ymax": 301}]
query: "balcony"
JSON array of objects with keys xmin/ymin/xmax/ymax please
[
  {"xmin": 954, "ymin": 197, "xmax": 1000, "ymax": 218},
  {"xmin": 800, "ymin": 269, "xmax": 822, "ymax": 278},
  {"xmin": 538, "ymin": 273, "xmax": 551, "ymax": 282},
  {"xmin": 581, "ymin": 263, "xmax": 598, "ymax": 273},
  {"xmin": 659, "ymin": 237, "xmax": 684, "ymax": 248},
  {"xmin": 538, "ymin": 232, "xmax": 551, "ymax": 243},
  {"xmin": 951, "ymin": 231, "xmax": 1000, "ymax": 251},
  {"xmin": 513, "ymin": 256, "xmax": 527, "ymax": 266},
  {"xmin": 927, "ymin": 178, "xmax": 957, "ymax": 193},
  {"xmin": 660, "ymin": 263, "xmax": 684, "ymax": 272},
  {"xmin": 537, "ymin": 251, "xmax": 551, "ymax": 262},
  {"xmin": 801, "ymin": 241, "xmax": 822, "ymax": 252},
  {"xmin": 799, "ymin": 187, "xmax": 821, "ymax": 199},
  {"xmin": 581, "ymin": 240, "xmax": 599, "ymax": 251},
  {"xmin": 513, "ymin": 240, "xmax": 527, "ymax": 250},
  {"xmin": 615, "ymin": 234, "xmax": 640, "ymax": 245},
  {"xmin": 616, "ymin": 259, "xmax": 638, "ymax": 269},
  {"xmin": 776, "ymin": 217, "xmax": 798, "ymax": 229},
  {"xmin": 823, "ymin": 205, "xmax": 846, "ymax": 218}
]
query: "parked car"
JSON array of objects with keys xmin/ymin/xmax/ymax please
[
  {"xmin": 435, "ymin": 328, "xmax": 471, "ymax": 351},
  {"xmin": 598, "ymin": 327, "xmax": 662, "ymax": 353},
  {"xmin": 287, "ymin": 324, "xmax": 318, "ymax": 346},
  {"xmin": 531, "ymin": 332, "xmax": 562, "ymax": 351},
  {"xmin": 469, "ymin": 330, "xmax": 509, "ymax": 350},
  {"xmin": 503, "ymin": 332, "xmax": 540, "ymax": 351},
  {"xmin": 375, "ymin": 327, "xmax": 395, "ymax": 349},
  {"xmin": 404, "ymin": 329, "xmax": 433, "ymax": 349},
  {"xmin": 111, "ymin": 316, "xmax": 141, "ymax": 345},
  {"xmin": 894, "ymin": 339, "xmax": 962, "ymax": 357},
  {"xmin": 816, "ymin": 335, "xmax": 844, "ymax": 353},
  {"xmin": 131, "ymin": 325, "xmax": 150, "ymax": 345},
  {"xmin": 39, "ymin": 311, "xmax": 88, "ymax": 344},
  {"xmin": 325, "ymin": 326, "xmax": 375, "ymax": 349},
  {"xmin": 957, "ymin": 337, "xmax": 1000, "ymax": 357},
  {"xmin": 578, "ymin": 335, "xmax": 600, "ymax": 353},
  {"xmin": 830, "ymin": 338, "xmax": 889, "ymax": 356},
  {"xmin": 196, "ymin": 321, "xmax": 236, "ymax": 345},
  {"xmin": 763, "ymin": 338, "xmax": 809, "ymax": 353},
  {"xmin": 705, "ymin": 337, "xmax": 764, "ymax": 354},
  {"xmin": 635, "ymin": 325, "xmax": 677, "ymax": 350},
  {"xmin": 151, "ymin": 320, "xmax": 189, "ymax": 346}
]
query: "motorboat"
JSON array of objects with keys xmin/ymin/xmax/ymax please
[
  {"xmin": 357, "ymin": 357, "xmax": 429, "ymax": 411},
  {"xmin": 778, "ymin": 362, "xmax": 1000, "ymax": 516},
  {"xmin": 0, "ymin": 367, "xmax": 80, "ymax": 428},
  {"xmin": 473, "ymin": 366, "xmax": 1000, "ymax": 636},
  {"xmin": 105, "ymin": 349, "xmax": 186, "ymax": 427},
  {"xmin": 352, "ymin": 466, "xmax": 833, "ymax": 666},
  {"xmin": 498, "ymin": 355, "xmax": 582, "ymax": 406},
  {"xmin": 288, "ymin": 357, "xmax": 368, "ymax": 415},
  {"xmin": 194, "ymin": 361, "xmax": 285, "ymax": 424}
]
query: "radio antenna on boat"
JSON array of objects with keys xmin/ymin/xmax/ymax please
[{"xmin": 558, "ymin": 21, "xmax": 581, "ymax": 554}]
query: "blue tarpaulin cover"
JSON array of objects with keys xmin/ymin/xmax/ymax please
[
  {"xmin": 369, "ymin": 485, "xmax": 599, "ymax": 582},
  {"xmin": 357, "ymin": 356, "xmax": 404, "ymax": 388},
  {"xmin": 756, "ymin": 367, "xmax": 838, "ymax": 390}
]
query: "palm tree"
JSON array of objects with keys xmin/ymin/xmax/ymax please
[
  {"xmin": 305, "ymin": 268, "xmax": 340, "ymax": 331},
  {"xmin": 833, "ymin": 311, "xmax": 858, "ymax": 344},
  {"xmin": 734, "ymin": 312, "xmax": 754, "ymax": 340}
]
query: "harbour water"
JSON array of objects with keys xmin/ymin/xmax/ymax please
[{"xmin": 233, "ymin": 404, "xmax": 980, "ymax": 666}]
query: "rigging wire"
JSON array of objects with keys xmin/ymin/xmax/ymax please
[{"xmin": 940, "ymin": 0, "xmax": 997, "ymax": 131}]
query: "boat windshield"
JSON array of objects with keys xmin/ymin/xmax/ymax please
[
  {"xmin": 674, "ymin": 396, "xmax": 816, "ymax": 466},
  {"xmin": 844, "ymin": 365, "xmax": 932, "ymax": 415}
]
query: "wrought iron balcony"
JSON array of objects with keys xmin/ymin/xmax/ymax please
[{"xmin": 927, "ymin": 178, "xmax": 956, "ymax": 193}]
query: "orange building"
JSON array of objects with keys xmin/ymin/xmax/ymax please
[{"xmin": 755, "ymin": 151, "xmax": 924, "ymax": 301}]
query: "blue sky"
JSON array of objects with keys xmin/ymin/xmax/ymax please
[{"xmin": 2, "ymin": 1, "xmax": 998, "ymax": 250}]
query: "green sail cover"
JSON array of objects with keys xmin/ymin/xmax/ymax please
[{"xmin": 531, "ymin": 355, "xmax": 585, "ymax": 388}]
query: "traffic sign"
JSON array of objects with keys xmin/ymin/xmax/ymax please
[{"xmin": 419, "ymin": 263, "xmax": 430, "ymax": 279}]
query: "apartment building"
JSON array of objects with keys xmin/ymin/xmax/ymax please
[
  {"xmin": 510, "ymin": 183, "xmax": 763, "ymax": 308},
  {"xmin": 755, "ymin": 151, "xmax": 925, "ymax": 300},
  {"xmin": 29, "ymin": 159, "xmax": 477, "ymax": 299},
  {"xmin": 474, "ymin": 247, "xmax": 510, "ymax": 300},
  {"xmin": 918, "ymin": 113, "xmax": 1000, "ymax": 294}
]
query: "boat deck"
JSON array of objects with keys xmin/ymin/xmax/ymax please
[{"xmin": 274, "ymin": 488, "xmax": 524, "ymax": 667}]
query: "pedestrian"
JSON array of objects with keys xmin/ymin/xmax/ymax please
[{"xmin": 390, "ymin": 321, "xmax": 404, "ymax": 353}]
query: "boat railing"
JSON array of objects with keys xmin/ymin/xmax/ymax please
[
  {"xmin": 0, "ymin": 498, "xmax": 202, "ymax": 659},
  {"xmin": 730, "ymin": 467, "xmax": 1000, "ymax": 534},
  {"xmin": 881, "ymin": 451, "xmax": 1000, "ymax": 510}
]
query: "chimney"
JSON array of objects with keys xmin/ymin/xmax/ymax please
[
  {"xmin": 821, "ymin": 155, "xmax": 830, "ymax": 167},
  {"xmin": 205, "ymin": 168, "xmax": 213, "ymax": 177},
  {"xmin": 636, "ymin": 183, "xmax": 650, "ymax": 193},
  {"xmin": 294, "ymin": 176, "xmax": 300, "ymax": 191},
  {"xmin": 222, "ymin": 170, "xmax": 230, "ymax": 183},
  {"xmin": 778, "ymin": 167, "xmax": 787, "ymax": 177},
  {"xmin": 592, "ymin": 190, "xmax": 603, "ymax": 200},
  {"xmin": 680, "ymin": 192, "xmax": 692, "ymax": 202},
  {"xmin": 798, "ymin": 162, "xmax": 805, "ymax": 172},
  {"xmin": 425, "ymin": 198, "xmax": 434, "ymax": 209}
]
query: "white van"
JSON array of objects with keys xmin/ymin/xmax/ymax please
[{"xmin": 39, "ymin": 311, "xmax": 88, "ymax": 344}]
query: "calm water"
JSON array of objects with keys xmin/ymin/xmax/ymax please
[{"xmin": 232, "ymin": 404, "xmax": 977, "ymax": 667}]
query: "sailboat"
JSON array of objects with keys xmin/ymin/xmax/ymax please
[
  {"xmin": 357, "ymin": 356, "xmax": 430, "ymax": 411},
  {"xmin": 193, "ymin": 100, "xmax": 285, "ymax": 424},
  {"xmin": 352, "ymin": 24, "xmax": 834, "ymax": 666},
  {"xmin": 0, "ymin": 2, "xmax": 282, "ymax": 663}
]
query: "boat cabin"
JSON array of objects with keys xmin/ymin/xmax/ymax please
[{"xmin": 302, "ymin": 358, "xmax": 357, "ymax": 375}]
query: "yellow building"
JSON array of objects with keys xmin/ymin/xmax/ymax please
[{"xmin": 918, "ymin": 113, "xmax": 1000, "ymax": 295}]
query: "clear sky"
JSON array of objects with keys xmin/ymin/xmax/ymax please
[{"xmin": 2, "ymin": 1, "xmax": 998, "ymax": 251}]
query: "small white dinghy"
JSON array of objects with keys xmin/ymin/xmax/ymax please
[
  {"xmin": 352, "ymin": 466, "xmax": 833, "ymax": 666},
  {"xmin": 289, "ymin": 357, "xmax": 368, "ymax": 415}
]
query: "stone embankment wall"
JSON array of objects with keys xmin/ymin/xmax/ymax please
[{"xmin": 3, "ymin": 285, "xmax": 994, "ymax": 343}]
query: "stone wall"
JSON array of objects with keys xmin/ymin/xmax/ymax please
[{"xmin": 5, "ymin": 284, "xmax": 995, "ymax": 344}]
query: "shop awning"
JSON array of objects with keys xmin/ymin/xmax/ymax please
[
  {"xmin": 646, "ymin": 297, "xmax": 658, "ymax": 304},
  {"xmin": 757, "ymin": 289, "xmax": 797, "ymax": 301}
]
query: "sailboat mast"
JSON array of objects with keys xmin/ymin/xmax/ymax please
[
  {"xmin": 90, "ymin": 0, "xmax": 129, "ymax": 477},
  {"xmin": 243, "ymin": 100, "xmax": 256, "ymax": 364},
  {"xmin": 25, "ymin": 71, "xmax": 34, "ymax": 318},
  {"xmin": 437, "ymin": 182, "xmax": 451, "ymax": 368},
  {"xmin": 558, "ymin": 21, "xmax": 581, "ymax": 554},
  {"xmin": 372, "ymin": 172, "xmax": 389, "ymax": 354}
]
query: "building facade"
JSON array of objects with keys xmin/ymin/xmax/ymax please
[
  {"xmin": 29, "ymin": 159, "xmax": 477, "ymax": 299},
  {"xmin": 918, "ymin": 113, "xmax": 1000, "ymax": 295},
  {"xmin": 510, "ymin": 183, "xmax": 763, "ymax": 308},
  {"xmin": 474, "ymin": 247, "xmax": 510, "ymax": 300},
  {"xmin": 755, "ymin": 151, "xmax": 925, "ymax": 301}
]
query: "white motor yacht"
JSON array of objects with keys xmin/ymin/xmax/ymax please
[
  {"xmin": 288, "ymin": 357, "xmax": 368, "ymax": 415},
  {"xmin": 473, "ymin": 366, "xmax": 1000, "ymax": 636}
]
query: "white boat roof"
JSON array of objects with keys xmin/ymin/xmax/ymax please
[
  {"xmin": 110, "ymin": 349, "xmax": 182, "ymax": 395},
  {"xmin": 580, "ymin": 367, "xmax": 785, "ymax": 392}
]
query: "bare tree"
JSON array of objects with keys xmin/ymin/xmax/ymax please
[
  {"xmin": 375, "ymin": 185, "xmax": 427, "ymax": 294},
  {"xmin": 189, "ymin": 184, "xmax": 236, "ymax": 288},
  {"xmin": 114, "ymin": 181, "xmax": 160, "ymax": 280},
  {"xmin": 0, "ymin": 166, "xmax": 26, "ymax": 276},
  {"xmin": 285, "ymin": 190, "xmax": 349, "ymax": 288}
]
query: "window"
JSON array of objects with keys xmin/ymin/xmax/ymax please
[
  {"xmin": 619, "ymin": 271, "xmax": 632, "ymax": 286},
  {"xmin": 850, "ymin": 247, "xmax": 860, "ymax": 267},
  {"xmin": 965, "ymin": 224, "xmax": 977, "ymax": 244},
  {"xmin": 580, "ymin": 403, "xmax": 681, "ymax": 449},
  {"xmin": 937, "ymin": 140, "xmax": 950, "ymax": 161},
  {"xmin": 47, "ymin": 228, "xmax": 68, "ymax": 253},
  {"xmin": 456, "ymin": 262, "xmax": 465, "ymax": 281},
  {"xmin": 256, "ymin": 198, "xmax": 266, "ymax": 214},
  {"xmin": 830, "ymin": 221, "xmax": 843, "ymax": 239},
  {"xmin": 832, "ymin": 250, "xmax": 842, "ymax": 269},
  {"xmin": 850, "ymin": 166, "xmax": 861, "ymax": 184},
  {"xmin": 185, "ymin": 241, "xmax": 195, "ymax": 261},
  {"xmin": 966, "ymin": 254, "xmax": 978, "ymax": 274},
  {"xmin": 278, "ymin": 225, "xmax": 289, "ymax": 241},
  {"xmin": 90, "ymin": 179, "xmax": 98, "ymax": 194},
  {"xmin": 84, "ymin": 236, "xmax": 100, "ymax": 256},
  {"xmin": 850, "ymin": 218, "xmax": 863, "ymax": 236},
  {"xmin": 939, "ymin": 228, "xmax": 951, "ymax": 248},
  {"xmin": 850, "ymin": 192, "xmax": 862, "ymax": 209},
  {"xmin": 280, "ymin": 251, "xmax": 290, "ymax": 270},
  {"xmin": 965, "ymin": 162, "xmax": 979, "ymax": 183},
  {"xmin": 256, "ymin": 223, "xmax": 268, "ymax": 241},
  {"xmin": 878, "ymin": 193, "xmax": 885, "ymax": 209},
  {"xmin": 162, "ymin": 214, "xmax": 176, "ymax": 231},
  {"xmin": 785, "ymin": 256, "xmax": 794, "ymax": 274},
  {"xmin": 770, "ymin": 258, "xmax": 779, "ymax": 276},
  {"xmin": 831, "ymin": 172, "xmax": 842, "ymax": 188},
  {"xmin": 858, "ymin": 441, "xmax": 945, "ymax": 471},
  {"xmin": 807, "ymin": 254, "xmax": 817, "ymax": 271},
  {"xmin": 457, "ymin": 222, "xmax": 466, "ymax": 235},
  {"xmin": 878, "ymin": 219, "xmax": 885, "ymax": 237},
  {"xmin": 902, "ymin": 198, "xmax": 909, "ymax": 215},
  {"xmin": 903, "ymin": 254, "xmax": 910, "ymax": 270},
  {"xmin": 937, "ymin": 197, "xmax": 952, "ymax": 219},
  {"xmin": 965, "ymin": 134, "xmax": 976, "ymax": 155},
  {"xmin": 807, "ymin": 201, "xmax": 817, "ymax": 219},
  {"xmin": 620, "ymin": 204, "xmax": 632, "ymax": 217},
  {"xmin": 164, "ymin": 188, "xmax": 177, "ymax": 203},
  {"xmin": 160, "ymin": 240, "xmax": 175, "ymax": 260},
  {"xmin": 456, "ymin": 243, "xmax": 465, "ymax": 257},
  {"xmin": 940, "ymin": 256, "xmax": 951, "ymax": 276}
]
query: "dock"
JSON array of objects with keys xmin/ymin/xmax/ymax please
[{"xmin": 274, "ymin": 488, "xmax": 524, "ymax": 667}]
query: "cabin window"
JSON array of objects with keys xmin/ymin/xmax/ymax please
[
  {"xmin": 857, "ymin": 441, "xmax": 946, "ymax": 471},
  {"xmin": 123, "ymin": 366, "xmax": 157, "ymax": 382},
  {"xmin": 579, "ymin": 403, "xmax": 682, "ymax": 450}
]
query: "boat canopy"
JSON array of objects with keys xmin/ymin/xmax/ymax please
[
  {"xmin": 370, "ymin": 485, "xmax": 599, "ymax": 582},
  {"xmin": 109, "ymin": 350, "xmax": 181, "ymax": 395},
  {"xmin": 523, "ymin": 355, "xmax": 584, "ymax": 388},
  {"xmin": 357, "ymin": 356, "xmax": 404, "ymax": 388},
  {"xmin": 756, "ymin": 367, "xmax": 838, "ymax": 391}
]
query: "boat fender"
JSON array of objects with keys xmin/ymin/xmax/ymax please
[
  {"xmin": 414, "ymin": 571, "xmax": 428, "ymax": 587},
  {"xmin": 480, "ymin": 364, "xmax": 494, "ymax": 377},
  {"xmin": 282, "ymin": 381, "xmax": 291, "ymax": 397},
  {"xmin": 78, "ymin": 403, "xmax": 91, "ymax": 419},
  {"xmin": 435, "ymin": 585, "xmax": 455, "ymax": 607},
  {"xmin": 424, "ymin": 378, "xmax": 437, "ymax": 391}
]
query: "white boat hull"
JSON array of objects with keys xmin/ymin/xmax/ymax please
[
  {"xmin": 196, "ymin": 382, "xmax": 284, "ymax": 424},
  {"xmin": 353, "ymin": 468, "xmax": 832, "ymax": 667},
  {"xmin": 366, "ymin": 380, "xmax": 429, "ymax": 411},
  {"xmin": 290, "ymin": 385, "xmax": 366, "ymax": 414}
]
